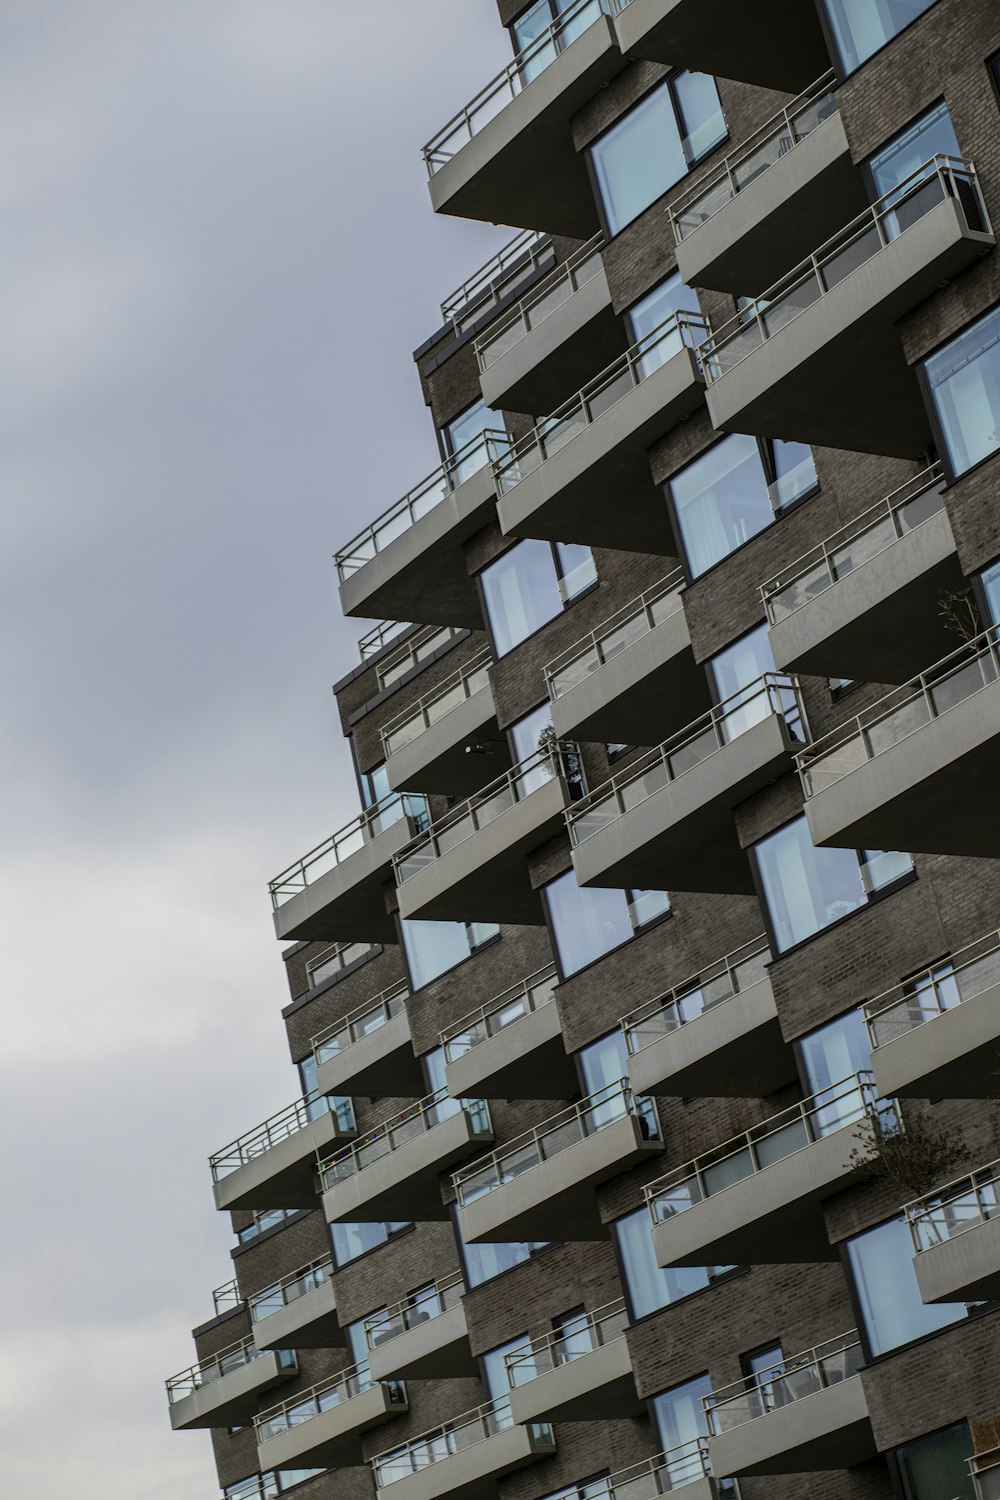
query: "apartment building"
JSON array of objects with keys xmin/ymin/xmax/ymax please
[{"xmin": 166, "ymin": 4, "xmax": 1000, "ymax": 1499}]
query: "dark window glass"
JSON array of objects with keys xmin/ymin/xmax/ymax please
[
  {"xmin": 669, "ymin": 435, "xmax": 772, "ymax": 578},
  {"xmin": 895, "ymin": 1422, "xmax": 975, "ymax": 1499},
  {"xmin": 399, "ymin": 917, "xmax": 499, "ymax": 991},
  {"xmin": 613, "ymin": 1206, "xmax": 734, "ymax": 1320},
  {"xmin": 329, "ymin": 1219, "xmax": 412, "ymax": 1269},
  {"xmin": 820, "ymin": 0, "xmax": 938, "ymax": 76},
  {"xmin": 845, "ymin": 1215, "xmax": 974, "ymax": 1356},
  {"xmin": 544, "ymin": 869, "xmax": 669, "ymax": 978},
  {"xmin": 869, "ymin": 103, "xmax": 960, "ymax": 206},
  {"xmin": 480, "ymin": 539, "xmax": 596, "ymax": 657},
  {"xmin": 924, "ymin": 303, "xmax": 1000, "ymax": 480}
]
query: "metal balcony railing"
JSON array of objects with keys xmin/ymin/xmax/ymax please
[
  {"xmin": 669, "ymin": 72, "xmax": 837, "ymax": 241},
  {"xmin": 645, "ymin": 1072, "xmax": 887, "ymax": 1226},
  {"xmin": 907, "ymin": 1158, "xmax": 1000, "ymax": 1255},
  {"xmin": 621, "ymin": 935, "xmax": 771, "ymax": 1056},
  {"xmin": 703, "ymin": 1331, "xmax": 863, "ymax": 1435},
  {"xmin": 423, "ymin": 0, "xmax": 614, "ymax": 175},
  {"xmin": 761, "ymin": 464, "xmax": 945, "ymax": 625},
  {"xmin": 864, "ymin": 926, "xmax": 1000, "ymax": 1050},
  {"xmin": 210, "ymin": 1094, "xmax": 357, "ymax": 1182},
  {"xmin": 305, "ymin": 940, "xmax": 376, "ymax": 991},
  {"xmin": 493, "ymin": 310, "xmax": 709, "ymax": 495},
  {"xmin": 597, "ymin": 1442, "xmax": 714, "ymax": 1499},
  {"xmin": 505, "ymin": 1298, "xmax": 629, "ymax": 1387},
  {"xmin": 255, "ymin": 1362, "xmax": 405, "ymax": 1444},
  {"xmin": 441, "ymin": 230, "xmax": 555, "ymax": 332},
  {"xmin": 567, "ymin": 674, "xmax": 805, "ymax": 847},
  {"xmin": 475, "ymin": 233, "xmax": 605, "ymax": 373},
  {"xmin": 371, "ymin": 1395, "xmax": 544, "ymax": 1487},
  {"xmin": 381, "ymin": 650, "xmax": 493, "ymax": 760},
  {"xmin": 454, "ymin": 1079, "xmax": 659, "ymax": 1207},
  {"xmin": 333, "ymin": 431, "xmax": 507, "ymax": 583},
  {"xmin": 212, "ymin": 1279, "xmax": 245, "ymax": 1317},
  {"xmin": 365, "ymin": 1272, "xmax": 465, "ymax": 1353},
  {"xmin": 359, "ymin": 620, "xmax": 414, "ymax": 662},
  {"xmin": 166, "ymin": 1336, "xmax": 278, "ymax": 1403},
  {"xmin": 269, "ymin": 793, "xmax": 429, "ymax": 910},
  {"xmin": 319, "ymin": 1090, "xmax": 491, "ymax": 1189},
  {"xmin": 544, "ymin": 569, "xmax": 686, "ymax": 702},
  {"xmin": 311, "ymin": 980, "xmax": 409, "ymax": 1069},
  {"xmin": 441, "ymin": 963, "xmax": 559, "ymax": 1064},
  {"xmin": 249, "ymin": 1257, "xmax": 334, "ymax": 1325},
  {"xmin": 701, "ymin": 156, "xmax": 991, "ymax": 381},
  {"xmin": 798, "ymin": 624, "xmax": 1000, "ymax": 800},
  {"xmin": 222, "ymin": 1473, "xmax": 325, "ymax": 1500}
]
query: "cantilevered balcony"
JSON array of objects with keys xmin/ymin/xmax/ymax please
[
  {"xmin": 255, "ymin": 1365, "xmax": 407, "ymax": 1470},
  {"xmin": 907, "ymin": 1159, "xmax": 1000, "ymax": 1305},
  {"xmin": 761, "ymin": 465, "xmax": 959, "ymax": 683},
  {"xmin": 799, "ymin": 626, "xmax": 1000, "ymax": 860},
  {"xmin": 610, "ymin": 0, "xmax": 830, "ymax": 92},
  {"xmin": 249, "ymin": 1258, "xmax": 343, "ymax": 1353},
  {"xmin": 312, "ymin": 981, "xmax": 423, "ymax": 1099},
  {"xmin": 335, "ymin": 432, "xmax": 505, "ymax": 630},
  {"xmin": 595, "ymin": 1446, "xmax": 720, "ymax": 1500},
  {"xmin": 320, "ymin": 1091, "xmax": 493, "ymax": 1224},
  {"xmin": 476, "ymin": 236, "xmax": 624, "ymax": 415},
  {"xmin": 441, "ymin": 230, "xmax": 556, "ymax": 337},
  {"xmin": 442, "ymin": 963, "xmax": 577, "ymax": 1101},
  {"xmin": 371, "ymin": 1398, "xmax": 556, "ymax": 1500},
  {"xmin": 863, "ymin": 927, "xmax": 1000, "ymax": 1100},
  {"xmin": 376, "ymin": 624, "xmax": 465, "ymax": 693},
  {"xmin": 382, "ymin": 651, "xmax": 508, "ymax": 798},
  {"xmin": 366, "ymin": 1273, "xmax": 475, "ymax": 1382},
  {"xmin": 454, "ymin": 1080, "xmax": 661, "ymax": 1243},
  {"xmin": 702, "ymin": 158, "xmax": 994, "ymax": 459},
  {"xmin": 545, "ymin": 569, "xmax": 709, "ymax": 745},
  {"xmin": 166, "ymin": 1340, "xmax": 298, "ymax": 1431},
  {"xmin": 506, "ymin": 1299, "xmax": 639, "ymax": 1424},
  {"xmin": 270, "ymin": 794, "xmax": 428, "ymax": 945},
  {"xmin": 568, "ymin": 676, "xmax": 806, "ymax": 896},
  {"xmin": 622, "ymin": 936, "xmax": 794, "ymax": 1098},
  {"xmin": 494, "ymin": 312, "xmax": 707, "ymax": 553},
  {"xmin": 645, "ymin": 1073, "xmax": 887, "ymax": 1267},
  {"xmin": 669, "ymin": 76, "xmax": 866, "ymax": 296},
  {"xmin": 424, "ymin": 0, "xmax": 622, "ymax": 236},
  {"xmin": 393, "ymin": 746, "xmax": 578, "ymax": 926},
  {"xmin": 703, "ymin": 1332, "xmax": 874, "ymax": 1475},
  {"xmin": 211, "ymin": 1095, "xmax": 357, "ymax": 1213}
]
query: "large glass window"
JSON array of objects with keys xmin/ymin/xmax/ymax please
[
  {"xmin": 590, "ymin": 76, "xmax": 726, "ymax": 236},
  {"xmin": 441, "ymin": 398, "xmax": 507, "ymax": 482},
  {"xmin": 613, "ymin": 1207, "xmax": 735, "ymax": 1321},
  {"xmin": 480, "ymin": 539, "xmax": 597, "ymax": 658},
  {"xmin": 329, "ymin": 1219, "xmax": 412, "ymax": 1270},
  {"xmin": 845, "ymin": 1214, "xmax": 975, "ymax": 1357},
  {"xmin": 798, "ymin": 1007, "xmax": 873, "ymax": 1095},
  {"xmin": 452, "ymin": 1206, "xmax": 552, "ymax": 1289},
  {"xmin": 482, "ymin": 1334, "xmax": 530, "ymax": 1401},
  {"xmin": 894, "ymin": 1422, "xmax": 975, "ymax": 1499},
  {"xmin": 512, "ymin": 0, "xmax": 596, "ymax": 81},
  {"xmin": 821, "ymin": 0, "xmax": 939, "ymax": 77},
  {"xmin": 297, "ymin": 1053, "xmax": 353, "ymax": 1127},
  {"xmin": 626, "ymin": 271, "xmax": 703, "ymax": 376},
  {"xmin": 924, "ymin": 303, "xmax": 1000, "ymax": 480},
  {"xmin": 869, "ymin": 103, "xmax": 960, "ymax": 202},
  {"xmin": 399, "ymin": 917, "xmax": 500, "ymax": 991},
  {"xmin": 543, "ymin": 869, "xmax": 669, "ymax": 979},
  {"xmin": 652, "ymin": 1372, "xmax": 713, "ymax": 1452}
]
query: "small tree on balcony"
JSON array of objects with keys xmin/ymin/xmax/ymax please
[{"xmin": 847, "ymin": 1104, "xmax": 970, "ymax": 1199}]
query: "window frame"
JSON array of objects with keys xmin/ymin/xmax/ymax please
[
  {"xmin": 886, "ymin": 1418, "xmax": 976, "ymax": 1500},
  {"xmin": 916, "ymin": 297, "xmax": 1000, "ymax": 488},
  {"xmin": 395, "ymin": 913, "xmax": 502, "ymax": 994},
  {"xmin": 450, "ymin": 1203, "xmax": 559, "ymax": 1290}
]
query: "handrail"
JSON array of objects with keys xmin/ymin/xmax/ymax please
[
  {"xmin": 441, "ymin": 229, "xmax": 554, "ymax": 331},
  {"xmin": 544, "ymin": 568, "xmax": 686, "ymax": 701},
  {"xmin": 701, "ymin": 156, "xmax": 991, "ymax": 382},
  {"xmin": 441, "ymin": 963, "xmax": 559, "ymax": 1062},
  {"xmin": 669, "ymin": 72, "xmax": 837, "ymax": 241},
  {"xmin": 212, "ymin": 1279, "xmax": 244, "ymax": 1316},
  {"xmin": 475, "ymin": 233, "xmax": 605, "ymax": 373},
  {"xmin": 863, "ymin": 925, "xmax": 1000, "ymax": 1049},
  {"xmin": 269, "ymin": 792, "xmax": 428, "ymax": 909},
  {"xmin": 359, "ymin": 620, "xmax": 414, "ymax": 662},
  {"xmin": 567, "ymin": 674, "xmax": 805, "ymax": 846},
  {"xmin": 596, "ymin": 1442, "xmax": 712, "ymax": 1498},
  {"xmin": 644, "ymin": 1072, "xmax": 886, "ymax": 1226},
  {"xmin": 702, "ymin": 1331, "xmax": 862, "ymax": 1435},
  {"xmin": 504, "ymin": 1298, "xmax": 628, "ymax": 1386},
  {"xmin": 248, "ymin": 1257, "xmax": 334, "ymax": 1324},
  {"xmin": 381, "ymin": 649, "xmax": 493, "ymax": 759},
  {"xmin": 906, "ymin": 1156, "xmax": 1000, "ymax": 1254},
  {"xmin": 255, "ymin": 1359, "xmax": 402, "ymax": 1443},
  {"xmin": 370, "ymin": 1395, "xmax": 535, "ymax": 1485},
  {"xmin": 423, "ymin": 0, "xmax": 614, "ymax": 174},
  {"xmin": 798, "ymin": 624, "xmax": 1000, "ymax": 800},
  {"xmin": 377, "ymin": 624, "xmax": 465, "ymax": 692},
  {"xmin": 333, "ymin": 429, "xmax": 507, "ymax": 582},
  {"xmin": 365, "ymin": 1272, "xmax": 465, "ymax": 1351},
  {"xmin": 166, "ymin": 1335, "xmax": 268, "ymax": 1401},
  {"xmin": 311, "ymin": 980, "xmax": 410, "ymax": 1067},
  {"xmin": 761, "ymin": 464, "xmax": 945, "ymax": 625},
  {"xmin": 493, "ymin": 310, "xmax": 709, "ymax": 495},
  {"xmin": 319, "ymin": 1089, "xmax": 491, "ymax": 1188},
  {"xmin": 621, "ymin": 935, "xmax": 771, "ymax": 1055},
  {"xmin": 210, "ymin": 1093, "xmax": 356, "ymax": 1181},
  {"xmin": 305, "ymin": 940, "xmax": 375, "ymax": 990}
]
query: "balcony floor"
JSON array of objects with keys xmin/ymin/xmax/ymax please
[{"xmin": 707, "ymin": 1376, "xmax": 875, "ymax": 1476}]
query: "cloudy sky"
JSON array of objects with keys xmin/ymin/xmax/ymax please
[{"xmin": 0, "ymin": 4, "xmax": 514, "ymax": 1494}]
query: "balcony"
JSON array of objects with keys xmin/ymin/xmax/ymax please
[
  {"xmin": 506, "ymin": 1299, "xmax": 639, "ymax": 1424},
  {"xmin": 799, "ymin": 626, "xmax": 1000, "ymax": 861},
  {"xmin": 645, "ymin": 1073, "xmax": 887, "ymax": 1267},
  {"xmin": 320, "ymin": 1091, "xmax": 493, "ymax": 1225},
  {"xmin": 382, "ymin": 651, "xmax": 508, "ymax": 798},
  {"xmin": 494, "ymin": 312, "xmax": 707, "ymax": 553},
  {"xmin": 441, "ymin": 230, "xmax": 555, "ymax": 337},
  {"xmin": 334, "ymin": 432, "xmax": 505, "ymax": 630},
  {"xmin": 249, "ymin": 1258, "xmax": 343, "ymax": 1353},
  {"xmin": 312, "ymin": 981, "xmax": 422, "ymax": 1099},
  {"xmin": 424, "ymin": 0, "xmax": 623, "ymax": 237},
  {"xmin": 567, "ymin": 676, "xmax": 806, "ymax": 897},
  {"xmin": 610, "ymin": 0, "xmax": 830, "ymax": 92},
  {"xmin": 863, "ymin": 927, "xmax": 1000, "ymax": 1100},
  {"xmin": 702, "ymin": 158, "xmax": 994, "ymax": 459},
  {"xmin": 761, "ymin": 465, "xmax": 959, "ymax": 683},
  {"xmin": 591, "ymin": 1446, "xmax": 720, "ymax": 1500},
  {"xmin": 269, "ymin": 794, "xmax": 428, "ymax": 945},
  {"xmin": 392, "ymin": 746, "xmax": 578, "ymax": 926},
  {"xmin": 454, "ymin": 1080, "xmax": 662, "ymax": 1243},
  {"xmin": 376, "ymin": 624, "xmax": 465, "ymax": 693},
  {"xmin": 211, "ymin": 1095, "xmax": 357, "ymax": 1213},
  {"xmin": 907, "ymin": 1159, "xmax": 1000, "ymax": 1305},
  {"xmin": 370, "ymin": 1397, "xmax": 556, "ymax": 1500},
  {"xmin": 669, "ymin": 76, "xmax": 866, "ymax": 296},
  {"xmin": 476, "ymin": 236, "xmax": 625, "ymax": 415},
  {"xmin": 366, "ymin": 1273, "xmax": 475, "ymax": 1382},
  {"xmin": 166, "ymin": 1340, "xmax": 298, "ymax": 1431},
  {"xmin": 442, "ymin": 963, "xmax": 577, "ymax": 1101},
  {"xmin": 545, "ymin": 569, "xmax": 708, "ymax": 745},
  {"xmin": 255, "ymin": 1365, "xmax": 407, "ymax": 1470},
  {"xmin": 622, "ymin": 936, "xmax": 794, "ymax": 1098},
  {"xmin": 703, "ymin": 1332, "xmax": 874, "ymax": 1475}
]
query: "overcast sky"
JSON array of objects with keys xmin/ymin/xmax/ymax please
[{"xmin": 0, "ymin": 4, "xmax": 514, "ymax": 1495}]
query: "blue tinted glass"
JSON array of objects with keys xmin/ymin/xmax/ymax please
[
  {"xmin": 771, "ymin": 439, "xmax": 817, "ymax": 508},
  {"xmin": 545, "ymin": 869, "xmax": 633, "ymax": 976},
  {"xmin": 651, "ymin": 1372, "xmax": 712, "ymax": 1449},
  {"xmin": 821, "ymin": 0, "xmax": 938, "ymax": 76},
  {"xmin": 400, "ymin": 918, "xmax": 500, "ymax": 990},
  {"xmin": 846, "ymin": 1215, "xmax": 970, "ymax": 1356},
  {"xmin": 754, "ymin": 817, "xmax": 866, "ymax": 953},
  {"xmin": 613, "ymin": 1208, "xmax": 732, "ymax": 1320},
  {"xmin": 982, "ymin": 560, "xmax": 1000, "ymax": 626},
  {"xmin": 591, "ymin": 86, "xmax": 687, "ymax": 236},
  {"xmin": 925, "ymin": 304, "xmax": 1000, "ymax": 480},
  {"xmin": 673, "ymin": 70, "xmax": 726, "ymax": 161},
  {"xmin": 481, "ymin": 539, "xmax": 563, "ymax": 657},
  {"xmin": 556, "ymin": 540, "xmax": 597, "ymax": 602},
  {"xmin": 669, "ymin": 434, "xmax": 773, "ymax": 577}
]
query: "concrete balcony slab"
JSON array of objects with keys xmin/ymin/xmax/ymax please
[
  {"xmin": 272, "ymin": 813, "xmax": 415, "ymax": 946},
  {"xmin": 708, "ymin": 1374, "xmax": 874, "ymax": 1476},
  {"xmin": 258, "ymin": 1381, "xmax": 407, "ymax": 1471},
  {"xmin": 446, "ymin": 997, "xmax": 575, "ymax": 1101},
  {"xmin": 322, "ymin": 1106, "xmax": 494, "ymax": 1225},
  {"xmin": 368, "ymin": 1300, "xmax": 475, "ymax": 1383},
  {"xmin": 614, "ymin": 0, "xmax": 830, "ymax": 92},
  {"xmin": 508, "ymin": 1337, "xmax": 639, "ymax": 1424},
  {"xmin": 914, "ymin": 1214, "xmax": 1000, "ymax": 1306},
  {"xmin": 315, "ymin": 1004, "xmax": 423, "ymax": 1100},
  {"xmin": 386, "ymin": 679, "xmax": 510, "ymax": 799},
  {"xmin": 213, "ymin": 1108, "xmax": 356, "ymax": 1213},
  {"xmin": 375, "ymin": 1419, "xmax": 555, "ymax": 1500}
]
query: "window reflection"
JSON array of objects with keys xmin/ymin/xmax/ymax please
[
  {"xmin": 480, "ymin": 539, "xmax": 596, "ymax": 657},
  {"xmin": 613, "ymin": 1206, "xmax": 735, "ymax": 1320},
  {"xmin": 925, "ymin": 303, "xmax": 1000, "ymax": 480},
  {"xmin": 845, "ymin": 1215, "xmax": 975, "ymax": 1356},
  {"xmin": 399, "ymin": 917, "xmax": 499, "ymax": 991}
]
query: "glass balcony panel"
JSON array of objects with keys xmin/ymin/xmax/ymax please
[{"xmin": 703, "ymin": 1145, "xmax": 755, "ymax": 1195}]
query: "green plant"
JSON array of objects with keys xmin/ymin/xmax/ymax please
[{"xmin": 847, "ymin": 1105, "xmax": 970, "ymax": 1199}]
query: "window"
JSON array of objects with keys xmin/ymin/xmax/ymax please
[
  {"xmin": 924, "ymin": 303, "xmax": 1000, "ymax": 481},
  {"xmin": 893, "ymin": 1422, "xmax": 975, "ymax": 1499},
  {"xmin": 360, "ymin": 762, "xmax": 429, "ymax": 835},
  {"xmin": 589, "ymin": 75, "xmax": 726, "ymax": 237},
  {"xmin": 845, "ymin": 1214, "xmax": 978, "ymax": 1357},
  {"xmin": 399, "ymin": 917, "xmax": 500, "ymax": 991},
  {"xmin": 798, "ymin": 1007, "xmax": 875, "ymax": 1111},
  {"xmin": 512, "ymin": 0, "xmax": 596, "ymax": 82},
  {"xmin": 543, "ymin": 868, "xmax": 669, "ymax": 978},
  {"xmin": 509, "ymin": 702, "xmax": 585, "ymax": 798},
  {"xmin": 868, "ymin": 102, "xmax": 960, "ymax": 216},
  {"xmin": 625, "ymin": 271, "xmax": 703, "ymax": 377},
  {"xmin": 752, "ymin": 816, "xmax": 912, "ymax": 954},
  {"xmin": 236, "ymin": 1208, "xmax": 300, "ymax": 1245},
  {"xmin": 708, "ymin": 622, "xmax": 802, "ymax": 742},
  {"xmin": 452, "ymin": 1206, "xmax": 552, "ymax": 1289},
  {"xmin": 613, "ymin": 1206, "xmax": 736, "ymax": 1321},
  {"xmin": 441, "ymin": 398, "xmax": 507, "ymax": 482},
  {"xmin": 820, "ymin": 0, "xmax": 939, "ymax": 76},
  {"xmin": 981, "ymin": 558, "xmax": 1000, "ymax": 626},
  {"xmin": 297, "ymin": 1053, "xmax": 353, "ymax": 1128},
  {"xmin": 480, "ymin": 539, "xmax": 597, "ymax": 658},
  {"xmin": 329, "ymin": 1219, "xmax": 413, "ymax": 1270}
]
